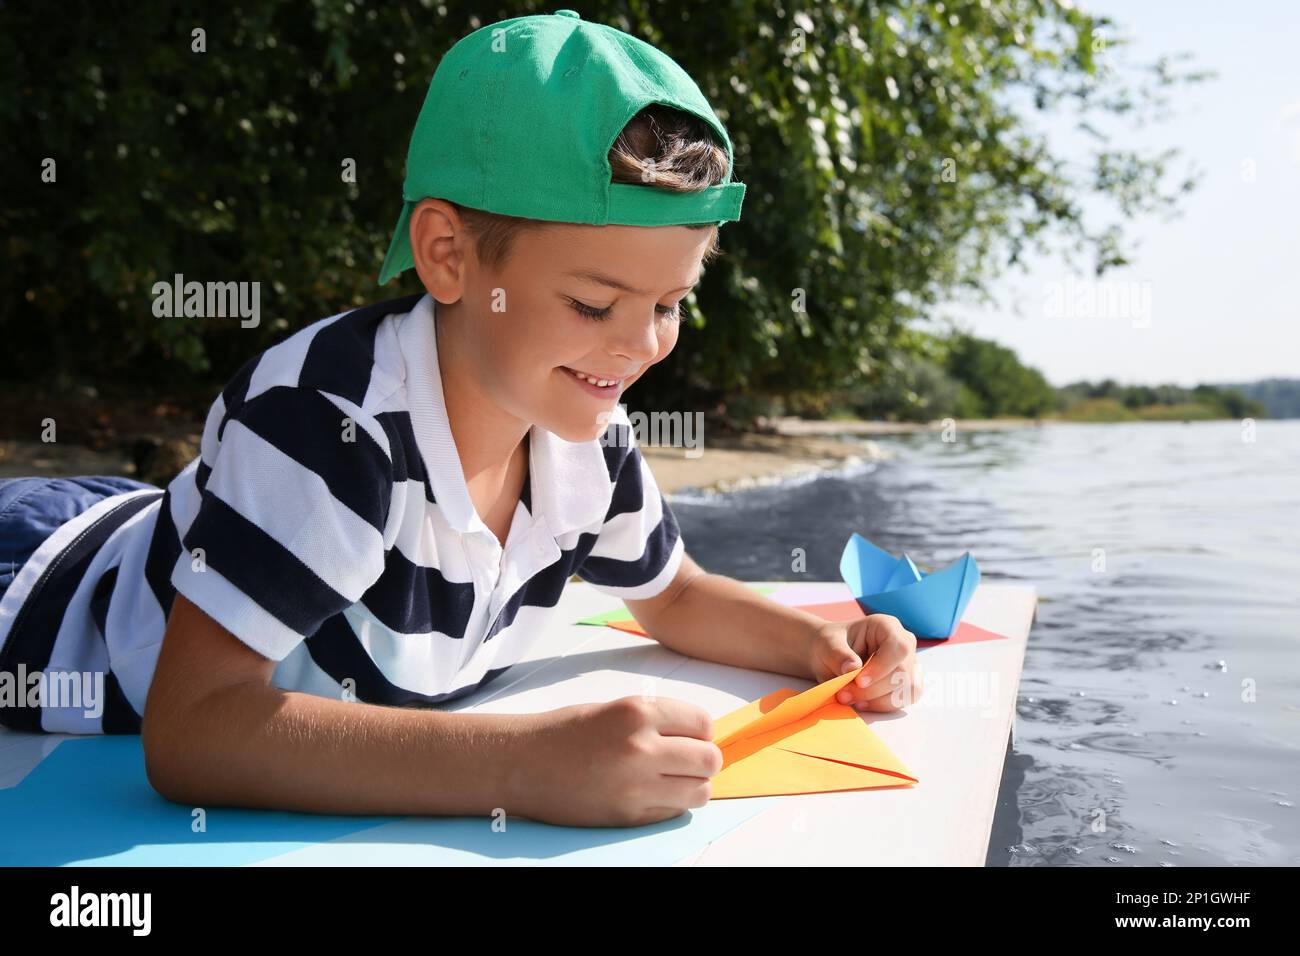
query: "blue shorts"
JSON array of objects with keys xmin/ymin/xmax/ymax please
[{"xmin": 0, "ymin": 476, "xmax": 160, "ymax": 603}]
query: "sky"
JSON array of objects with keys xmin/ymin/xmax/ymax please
[{"xmin": 941, "ymin": 0, "xmax": 1300, "ymax": 387}]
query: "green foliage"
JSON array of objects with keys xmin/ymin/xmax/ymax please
[
  {"xmin": 942, "ymin": 332, "xmax": 1058, "ymax": 417},
  {"xmin": 0, "ymin": 1, "xmax": 1204, "ymax": 410},
  {"xmin": 1221, "ymin": 379, "xmax": 1300, "ymax": 419},
  {"xmin": 825, "ymin": 329, "xmax": 1056, "ymax": 421},
  {"xmin": 1132, "ymin": 402, "xmax": 1222, "ymax": 422},
  {"xmin": 824, "ymin": 325, "xmax": 952, "ymax": 421},
  {"xmin": 1054, "ymin": 397, "xmax": 1136, "ymax": 422},
  {"xmin": 1057, "ymin": 380, "xmax": 1265, "ymax": 420}
]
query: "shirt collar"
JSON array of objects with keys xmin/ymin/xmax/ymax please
[{"xmin": 397, "ymin": 294, "xmax": 613, "ymax": 540}]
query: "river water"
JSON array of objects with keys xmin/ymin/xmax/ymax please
[{"xmin": 669, "ymin": 420, "xmax": 1299, "ymax": 866}]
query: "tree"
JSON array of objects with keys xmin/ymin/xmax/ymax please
[
  {"xmin": 0, "ymin": 1, "xmax": 1206, "ymax": 415},
  {"xmin": 943, "ymin": 333, "xmax": 1057, "ymax": 417}
]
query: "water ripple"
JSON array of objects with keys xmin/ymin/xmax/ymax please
[{"xmin": 673, "ymin": 421, "xmax": 1300, "ymax": 866}]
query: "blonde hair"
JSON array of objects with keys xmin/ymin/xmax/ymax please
[{"xmin": 452, "ymin": 104, "xmax": 732, "ymax": 270}]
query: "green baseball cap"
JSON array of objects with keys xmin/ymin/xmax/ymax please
[{"xmin": 378, "ymin": 8, "xmax": 746, "ymax": 285}]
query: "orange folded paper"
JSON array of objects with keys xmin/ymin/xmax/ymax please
[{"xmin": 709, "ymin": 664, "xmax": 918, "ymax": 799}]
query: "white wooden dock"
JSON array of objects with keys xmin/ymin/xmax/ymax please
[{"xmin": 0, "ymin": 580, "xmax": 1035, "ymax": 866}]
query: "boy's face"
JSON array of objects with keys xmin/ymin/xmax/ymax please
[{"xmin": 435, "ymin": 209, "xmax": 713, "ymax": 443}]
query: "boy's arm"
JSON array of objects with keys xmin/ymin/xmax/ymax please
[
  {"xmin": 144, "ymin": 392, "xmax": 719, "ymax": 824},
  {"xmin": 142, "ymin": 593, "xmax": 542, "ymax": 816},
  {"xmin": 622, "ymin": 551, "xmax": 825, "ymax": 680}
]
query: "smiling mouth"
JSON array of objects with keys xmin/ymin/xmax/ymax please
[{"xmin": 561, "ymin": 366, "xmax": 629, "ymax": 389}]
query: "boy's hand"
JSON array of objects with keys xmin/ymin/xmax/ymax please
[
  {"xmin": 808, "ymin": 616, "xmax": 923, "ymax": 713},
  {"xmin": 513, "ymin": 696, "xmax": 722, "ymax": 828}
]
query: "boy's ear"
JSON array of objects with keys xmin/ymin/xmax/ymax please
[{"xmin": 409, "ymin": 198, "xmax": 469, "ymax": 302}]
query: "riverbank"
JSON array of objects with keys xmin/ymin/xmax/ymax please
[
  {"xmin": 1, "ymin": 411, "xmax": 1260, "ymax": 499},
  {"xmin": 755, "ymin": 416, "xmax": 1041, "ymax": 437},
  {"xmin": 642, "ymin": 431, "xmax": 882, "ymax": 496},
  {"xmin": 645, "ymin": 418, "xmax": 1049, "ymax": 494},
  {"xmin": 0, "ymin": 416, "xmax": 1048, "ymax": 493},
  {"xmin": 0, "ymin": 430, "xmax": 886, "ymax": 495}
]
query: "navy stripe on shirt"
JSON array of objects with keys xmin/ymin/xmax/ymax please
[{"xmin": 0, "ymin": 293, "xmax": 686, "ymax": 734}]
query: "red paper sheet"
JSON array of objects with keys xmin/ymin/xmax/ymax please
[{"xmin": 603, "ymin": 598, "xmax": 1008, "ymax": 647}]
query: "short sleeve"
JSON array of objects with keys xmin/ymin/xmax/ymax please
[
  {"xmin": 574, "ymin": 444, "xmax": 685, "ymax": 599},
  {"xmin": 170, "ymin": 385, "xmax": 393, "ymax": 661}
]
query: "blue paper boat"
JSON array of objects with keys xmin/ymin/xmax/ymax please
[{"xmin": 838, "ymin": 533, "xmax": 981, "ymax": 639}]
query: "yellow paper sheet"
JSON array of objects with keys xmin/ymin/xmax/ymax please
[{"xmin": 710, "ymin": 665, "xmax": 918, "ymax": 799}]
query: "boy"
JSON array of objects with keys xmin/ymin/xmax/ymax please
[{"xmin": 0, "ymin": 10, "xmax": 920, "ymax": 827}]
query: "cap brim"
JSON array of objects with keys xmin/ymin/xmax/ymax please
[{"xmin": 377, "ymin": 200, "xmax": 415, "ymax": 286}]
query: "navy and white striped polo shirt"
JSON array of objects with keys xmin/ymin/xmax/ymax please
[{"xmin": 0, "ymin": 293, "xmax": 684, "ymax": 734}]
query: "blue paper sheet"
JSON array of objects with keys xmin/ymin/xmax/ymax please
[{"xmin": 0, "ymin": 737, "xmax": 774, "ymax": 866}]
